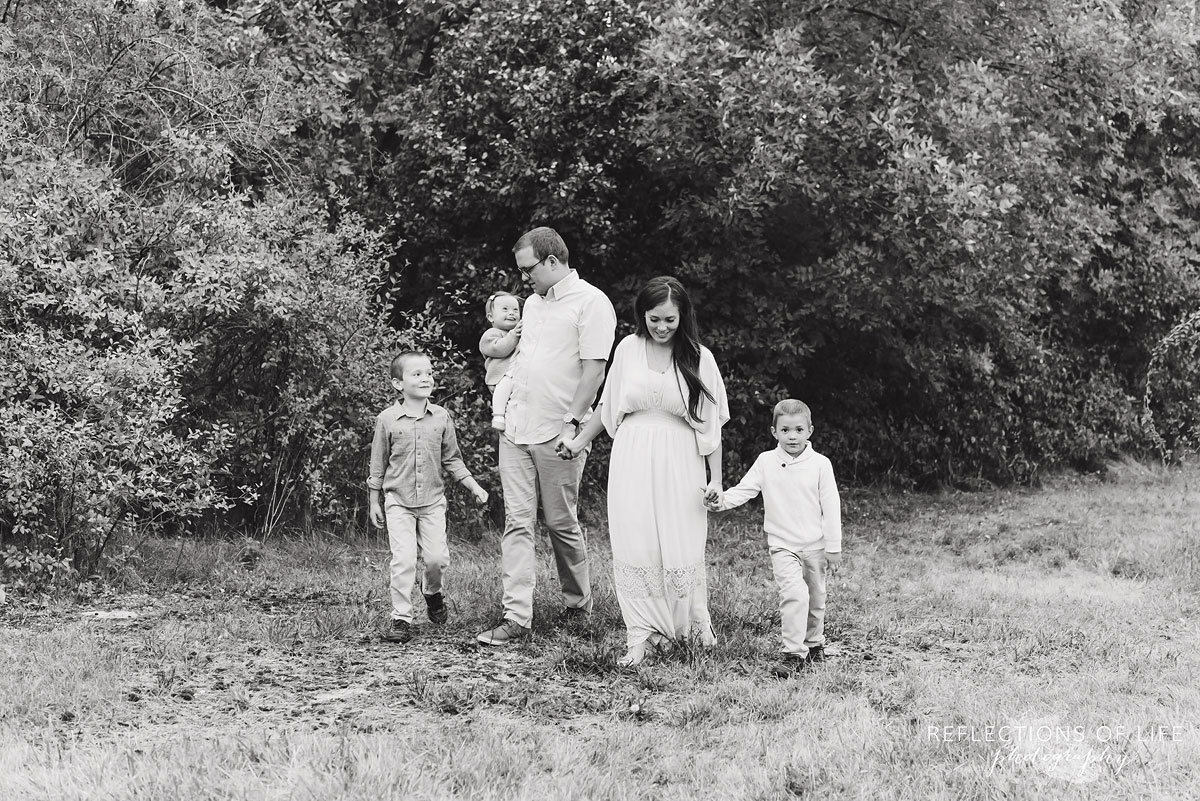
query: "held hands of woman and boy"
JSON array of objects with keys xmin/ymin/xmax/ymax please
[{"xmin": 702, "ymin": 487, "xmax": 842, "ymax": 576}]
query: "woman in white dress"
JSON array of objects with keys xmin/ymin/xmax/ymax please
[{"xmin": 559, "ymin": 276, "xmax": 729, "ymax": 666}]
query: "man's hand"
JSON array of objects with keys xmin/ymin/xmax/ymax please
[
  {"xmin": 472, "ymin": 485, "xmax": 489, "ymax": 506},
  {"xmin": 824, "ymin": 551, "xmax": 842, "ymax": 576},
  {"xmin": 369, "ymin": 501, "xmax": 385, "ymax": 529},
  {"xmin": 557, "ymin": 437, "xmax": 583, "ymax": 460}
]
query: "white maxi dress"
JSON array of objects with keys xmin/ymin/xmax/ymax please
[{"xmin": 599, "ymin": 334, "xmax": 729, "ymax": 649}]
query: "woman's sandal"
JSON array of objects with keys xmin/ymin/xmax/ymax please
[
  {"xmin": 617, "ymin": 633, "xmax": 670, "ymax": 667},
  {"xmin": 616, "ymin": 646, "xmax": 645, "ymax": 668}
]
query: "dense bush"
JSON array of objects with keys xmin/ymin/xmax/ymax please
[
  {"xmin": 0, "ymin": 0, "xmax": 445, "ymax": 568},
  {"xmin": 0, "ymin": 139, "xmax": 223, "ymax": 571},
  {"xmin": 328, "ymin": 0, "xmax": 1200, "ymax": 485}
]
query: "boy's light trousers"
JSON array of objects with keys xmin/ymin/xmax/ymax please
[
  {"xmin": 385, "ymin": 496, "xmax": 449, "ymax": 623},
  {"xmin": 769, "ymin": 547, "xmax": 826, "ymax": 657}
]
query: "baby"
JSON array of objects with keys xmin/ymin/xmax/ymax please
[{"xmin": 479, "ymin": 291, "xmax": 522, "ymax": 431}]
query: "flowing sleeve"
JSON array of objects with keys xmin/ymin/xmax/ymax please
[
  {"xmin": 691, "ymin": 345, "xmax": 730, "ymax": 457},
  {"xmin": 599, "ymin": 334, "xmax": 637, "ymax": 439}
]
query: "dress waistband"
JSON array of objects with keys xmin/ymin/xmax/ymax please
[{"xmin": 622, "ymin": 409, "xmax": 693, "ymax": 430}]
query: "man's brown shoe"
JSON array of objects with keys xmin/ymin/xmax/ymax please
[{"xmin": 476, "ymin": 619, "xmax": 531, "ymax": 646}]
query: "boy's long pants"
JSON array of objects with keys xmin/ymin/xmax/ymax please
[
  {"xmin": 385, "ymin": 497, "xmax": 449, "ymax": 623},
  {"xmin": 769, "ymin": 547, "xmax": 826, "ymax": 657}
]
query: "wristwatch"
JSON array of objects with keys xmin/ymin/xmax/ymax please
[{"xmin": 562, "ymin": 413, "xmax": 581, "ymax": 430}]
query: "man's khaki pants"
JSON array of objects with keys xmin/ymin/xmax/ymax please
[{"xmin": 497, "ymin": 436, "xmax": 591, "ymax": 626}]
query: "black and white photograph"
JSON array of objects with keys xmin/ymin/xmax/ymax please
[{"xmin": 2, "ymin": 0, "xmax": 1199, "ymax": 798}]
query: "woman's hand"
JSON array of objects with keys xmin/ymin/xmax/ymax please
[{"xmin": 703, "ymin": 480, "xmax": 723, "ymax": 510}]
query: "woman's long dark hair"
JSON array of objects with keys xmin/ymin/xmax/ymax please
[{"xmin": 634, "ymin": 276, "xmax": 714, "ymax": 422}]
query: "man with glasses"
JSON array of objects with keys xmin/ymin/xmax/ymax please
[{"xmin": 477, "ymin": 227, "xmax": 617, "ymax": 646}]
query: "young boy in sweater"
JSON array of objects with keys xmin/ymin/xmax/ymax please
[{"xmin": 706, "ymin": 399, "xmax": 842, "ymax": 677}]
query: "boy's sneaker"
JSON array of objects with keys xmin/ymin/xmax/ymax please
[
  {"xmin": 771, "ymin": 653, "xmax": 809, "ymax": 678},
  {"xmin": 476, "ymin": 619, "xmax": 531, "ymax": 646},
  {"xmin": 491, "ymin": 415, "xmax": 506, "ymax": 431},
  {"xmin": 382, "ymin": 619, "xmax": 413, "ymax": 644},
  {"xmin": 806, "ymin": 645, "xmax": 826, "ymax": 664},
  {"xmin": 425, "ymin": 593, "xmax": 448, "ymax": 625}
]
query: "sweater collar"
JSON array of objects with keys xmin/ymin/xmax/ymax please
[{"xmin": 773, "ymin": 445, "xmax": 813, "ymax": 464}]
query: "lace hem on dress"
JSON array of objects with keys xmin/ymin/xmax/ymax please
[{"xmin": 613, "ymin": 558, "xmax": 707, "ymax": 599}]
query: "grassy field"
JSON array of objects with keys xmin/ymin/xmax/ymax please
[{"xmin": 2, "ymin": 458, "xmax": 1199, "ymax": 800}]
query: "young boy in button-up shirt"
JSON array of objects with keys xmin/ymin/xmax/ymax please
[
  {"xmin": 368, "ymin": 351, "xmax": 488, "ymax": 643},
  {"xmin": 706, "ymin": 399, "xmax": 843, "ymax": 677}
]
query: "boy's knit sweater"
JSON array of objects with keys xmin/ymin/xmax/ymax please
[{"xmin": 720, "ymin": 445, "xmax": 841, "ymax": 554}]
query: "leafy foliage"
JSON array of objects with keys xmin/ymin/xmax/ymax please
[
  {"xmin": 347, "ymin": 0, "xmax": 1200, "ymax": 484},
  {"xmin": 0, "ymin": 0, "xmax": 430, "ymax": 567},
  {"xmin": 0, "ymin": 137, "xmax": 223, "ymax": 572}
]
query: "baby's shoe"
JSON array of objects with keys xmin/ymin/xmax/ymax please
[{"xmin": 491, "ymin": 415, "xmax": 506, "ymax": 431}]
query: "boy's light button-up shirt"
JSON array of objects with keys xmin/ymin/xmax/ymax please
[
  {"xmin": 504, "ymin": 269, "xmax": 616, "ymax": 445},
  {"xmin": 367, "ymin": 401, "xmax": 472, "ymax": 507},
  {"xmin": 721, "ymin": 446, "xmax": 842, "ymax": 553}
]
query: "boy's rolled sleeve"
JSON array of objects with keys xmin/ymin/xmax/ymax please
[
  {"xmin": 367, "ymin": 414, "xmax": 388, "ymax": 491},
  {"xmin": 820, "ymin": 459, "xmax": 842, "ymax": 553},
  {"xmin": 440, "ymin": 412, "xmax": 473, "ymax": 484}
]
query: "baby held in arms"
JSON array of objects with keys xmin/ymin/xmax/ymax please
[{"xmin": 479, "ymin": 291, "xmax": 522, "ymax": 431}]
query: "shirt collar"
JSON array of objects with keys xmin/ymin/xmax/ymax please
[
  {"xmin": 545, "ymin": 269, "xmax": 581, "ymax": 301},
  {"xmin": 394, "ymin": 400, "xmax": 432, "ymax": 419}
]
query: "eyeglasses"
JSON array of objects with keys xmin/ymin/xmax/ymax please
[{"xmin": 518, "ymin": 255, "xmax": 550, "ymax": 278}]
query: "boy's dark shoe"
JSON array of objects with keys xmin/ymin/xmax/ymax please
[
  {"xmin": 771, "ymin": 653, "xmax": 809, "ymax": 678},
  {"xmin": 425, "ymin": 593, "xmax": 448, "ymax": 625},
  {"xmin": 806, "ymin": 645, "xmax": 826, "ymax": 664},
  {"xmin": 382, "ymin": 619, "xmax": 413, "ymax": 644},
  {"xmin": 476, "ymin": 618, "xmax": 531, "ymax": 646}
]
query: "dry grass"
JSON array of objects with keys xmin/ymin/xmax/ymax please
[{"xmin": 2, "ymin": 460, "xmax": 1200, "ymax": 800}]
